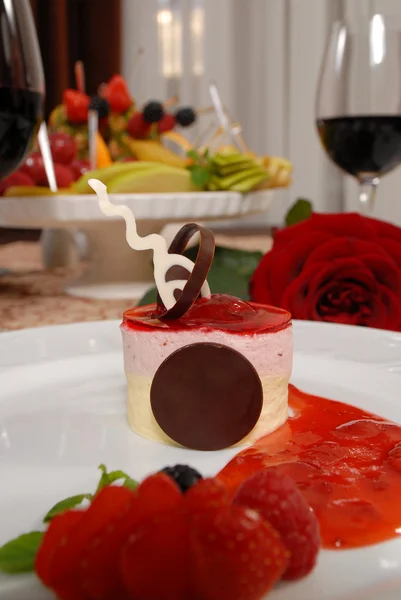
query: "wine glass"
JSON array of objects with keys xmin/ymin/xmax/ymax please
[
  {"xmin": 0, "ymin": 0, "xmax": 44, "ymax": 179},
  {"xmin": 316, "ymin": 14, "xmax": 401, "ymax": 213}
]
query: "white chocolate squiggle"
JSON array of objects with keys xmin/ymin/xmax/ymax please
[{"xmin": 88, "ymin": 179, "xmax": 211, "ymax": 309}]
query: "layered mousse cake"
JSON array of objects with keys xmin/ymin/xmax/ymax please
[
  {"xmin": 89, "ymin": 178, "xmax": 293, "ymax": 451},
  {"xmin": 121, "ymin": 295, "xmax": 292, "ymax": 449}
]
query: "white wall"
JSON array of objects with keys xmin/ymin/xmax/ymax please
[{"xmin": 122, "ymin": 0, "xmax": 401, "ymax": 225}]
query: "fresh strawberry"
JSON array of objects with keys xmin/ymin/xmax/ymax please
[
  {"xmin": 191, "ymin": 505, "xmax": 288, "ymax": 600},
  {"xmin": 127, "ymin": 111, "xmax": 151, "ymax": 139},
  {"xmin": 48, "ymin": 486, "xmax": 134, "ymax": 598},
  {"xmin": 185, "ymin": 477, "xmax": 230, "ymax": 514},
  {"xmin": 158, "ymin": 112, "xmax": 176, "ymax": 133},
  {"xmin": 234, "ymin": 468, "xmax": 321, "ymax": 580},
  {"xmin": 63, "ymin": 89, "xmax": 90, "ymax": 124},
  {"xmin": 102, "ymin": 75, "xmax": 132, "ymax": 113},
  {"xmin": 80, "ymin": 473, "xmax": 182, "ymax": 600},
  {"xmin": 35, "ymin": 509, "xmax": 84, "ymax": 587},
  {"xmin": 121, "ymin": 507, "xmax": 190, "ymax": 600}
]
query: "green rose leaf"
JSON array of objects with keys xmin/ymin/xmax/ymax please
[
  {"xmin": 285, "ymin": 198, "xmax": 313, "ymax": 227},
  {"xmin": 0, "ymin": 532, "xmax": 43, "ymax": 574},
  {"xmin": 43, "ymin": 494, "xmax": 93, "ymax": 523},
  {"xmin": 138, "ymin": 246, "xmax": 263, "ymax": 306}
]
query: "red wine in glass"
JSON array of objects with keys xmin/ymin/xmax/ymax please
[
  {"xmin": 316, "ymin": 16, "xmax": 401, "ymax": 213},
  {"xmin": 317, "ymin": 116, "xmax": 401, "ymax": 179},
  {"xmin": 0, "ymin": 0, "xmax": 44, "ymax": 179}
]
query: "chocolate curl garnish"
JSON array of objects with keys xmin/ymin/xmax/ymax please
[
  {"xmin": 158, "ymin": 223, "xmax": 215, "ymax": 320},
  {"xmin": 88, "ymin": 179, "xmax": 211, "ymax": 310}
]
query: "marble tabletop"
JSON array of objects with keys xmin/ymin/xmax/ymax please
[{"xmin": 0, "ymin": 233, "xmax": 272, "ymax": 331}]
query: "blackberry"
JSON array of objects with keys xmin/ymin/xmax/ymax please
[
  {"xmin": 160, "ymin": 464, "xmax": 203, "ymax": 493},
  {"xmin": 89, "ymin": 95, "xmax": 110, "ymax": 119},
  {"xmin": 175, "ymin": 107, "xmax": 196, "ymax": 127},
  {"xmin": 143, "ymin": 101, "xmax": 164, "ymax": 124}
]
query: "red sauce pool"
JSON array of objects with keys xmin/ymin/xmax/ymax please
[
  {"xmin": 218, "ymin": 385, "xmax": 401, "ymax": 550},
  {"xmin": 123, "ymin": 294, "xmax": 291, "ymax": 334}
]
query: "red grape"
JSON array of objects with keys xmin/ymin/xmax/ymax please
[
  {"xmin": 49, "ymin": 132, "xmax": 77, "ymax": 165},
  {"xmin": 0, "ymin": 171, "xmax": 34, "ymax": 195},
  {"xmin": 70, "ymin": 159, "xmax": 90, "ymax": 180},
  {"xmin": 20, "ymin": 152, "xmax": 45, "ymax": 184},
  {"xmin": 36, "ymin": 163, "xmax": 75, "ymax": 189}
]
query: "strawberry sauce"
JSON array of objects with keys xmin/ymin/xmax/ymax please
[
  {"xmin": 123, "ymin": 294, "xmax": 291, "ymax": 334},
  {"xmin": 218, "ymin": 385, "xmax": 401, "ymax": 550}
]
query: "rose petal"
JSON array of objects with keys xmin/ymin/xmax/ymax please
[
  {"xmin": 307, "ymin": 258, "xmax": 377, "ymax": 298},
  {"xmin": 379, "ymin": 238, "xmax": 401, "ymax": 268},
  {"xmin": 281, "ymin": 264, "xmax": 324, "ymax": 319},
  {"xmin": 378, "ymin": 286, "xmax": 401, "ymax": 331},
  {"xmin": 367, "ymin": 216, "xmax": 401, "ymax": 243},
  {"xmin": 303, "ymin": 238, "xmax": 388, "ymax": 270},
  {"xmin": 359, "ymin": 254, "xmax": 401, "ymax": 292},
  {"xmin": 265, "ymin": 232, "xmax": 330, "ymax": 304},
  {"xmin": 308, "ymin": 213, "xmax": 379, "ymax": 240}
]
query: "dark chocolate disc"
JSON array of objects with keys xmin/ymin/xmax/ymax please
[
  {"xmin": 150, "ymin": 342, "xmax": 263, "ymax": 451},
  {"xmin": 157, "ymin": 223, "xmax": 215, "ymax": 320}
]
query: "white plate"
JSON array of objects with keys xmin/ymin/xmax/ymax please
[
  {"xmin": 1, "ymin": 320, "xmax": 401, "ymax": 600},
  {"xmin": 0, "ymin": 190, "xmax": 274, "ymax": 228}
]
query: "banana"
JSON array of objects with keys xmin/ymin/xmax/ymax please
[{"xmin": 122, "ymin": 136, "xmax": 190, "ymax": 169}]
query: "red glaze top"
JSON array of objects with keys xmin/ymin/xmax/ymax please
[
  {"xmin": 123, "ymin": 294, "xmax": 291, "ymax": 335},
  {"xmin": 218, "ymin": 385, "xmax": 401, "ymax": 550}
]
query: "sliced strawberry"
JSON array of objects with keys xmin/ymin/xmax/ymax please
[
  {"xmin": 35, "ymin": 509, "xmax": 84, "ymax": 587},
  {"xmin": 103, "ymin": 75, "xmax": 132, "ymax": 113},
  {"xmin": 127, "ymin": 111, "xmax": 151, "ymax": 139},
  {"xmin": 121, "ymin": 506, "xmax": 190, "ymax": 600},
  {"xmin": 234, "ymin": 468, "xmax": 321, "ymax": 580},
  {"xmin": 80, "ymin": 473, "xmax": 182, "ymax": 600},
  {"xmin": 158, "ymin": 113, "xmax": 176, "ymax": 133},
  {"xmin": 48, "ymin": 486, "xmax": 134, "ymax": 597},
  {"xmin": 191, "ymin": 505, "xmax": 288, "ymax": 600},
  {"xmin": 184, "ymin": 477, "xmax": 230, "ymax": 515},
  {"xmin": 63, "ymin": 89, "xmax": 90, "ymax": 124}
]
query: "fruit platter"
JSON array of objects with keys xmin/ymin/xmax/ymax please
[{"xmin": 0, "ymin": 71, "xmax": 292, "ymax": 299}]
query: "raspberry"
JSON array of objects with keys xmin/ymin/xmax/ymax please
[
  {"xmin": 127, "ymin": 112, "xmax": 151, "ymax": 139},
  {"xmin": 234, "ymin": 468, "xmax": 321, "ymax": 579},
  {"xmin": 158, "ymin": 113, "xmax": 176, "ymax": 133}
]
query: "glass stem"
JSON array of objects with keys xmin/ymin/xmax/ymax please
[{"xmin": 358, "ymin": 178, "xmax": 379, "ymax": 214}]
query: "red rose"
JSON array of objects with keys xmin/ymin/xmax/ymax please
[{"xmin": 250, "ymin": 213, "xmax": 401, "ymax": 331}]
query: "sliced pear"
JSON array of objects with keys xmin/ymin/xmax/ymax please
[
  {"xmin": 107, "ymin": 167, "xmax": 196, "ymax": 194},
  {"xmin": 230, "ymin": 172, "xmax": 268, "ymax": 193},
  {"xmin": 216, "ymin": 168, "xmax": 267, "ymax": 190}
]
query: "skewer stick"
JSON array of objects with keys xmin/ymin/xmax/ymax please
[
  {"xmin": 128, "ymin": 47, "xmax": 145, "ymax": 85},
  {"xmin": 163, "ymin": 95, "xmax": 179, "ymax": 109},
  {"xmin": 38, "ymin": 122, "xmax": 58, "ymax": 192},
  {"xmin": 74, "ymin": 60, "xmax": 86, "ymax": 94},
  {"xmin": 88, "ymin": 110, "xmax": 99, "ymax": 170}
]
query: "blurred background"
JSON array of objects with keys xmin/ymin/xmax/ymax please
[{"xmin": 28, "ymin": 0, "xmax": 401, "ymax": 227}]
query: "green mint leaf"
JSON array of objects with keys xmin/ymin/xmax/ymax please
[
  {"xmin": 0, "ymin": 532, "xmax": 43, "ymax": 574},
  {"xmin": 43, "ymin": 494, "xmax": 92, "ymax": 523},
  {"xmin": 95, "ymin": 464, "xmax": 138, "ymax": 493},
  {"xmin": 285, "ymin": 198, "xmax": 313, "ymax": 227},
  {"xmin": 187, "ymin": 149, "xmax": 201, "ymax": 162},
  {"xmin": 189, "ymin": 165, "xmax": 212, "ymax": 189}
]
